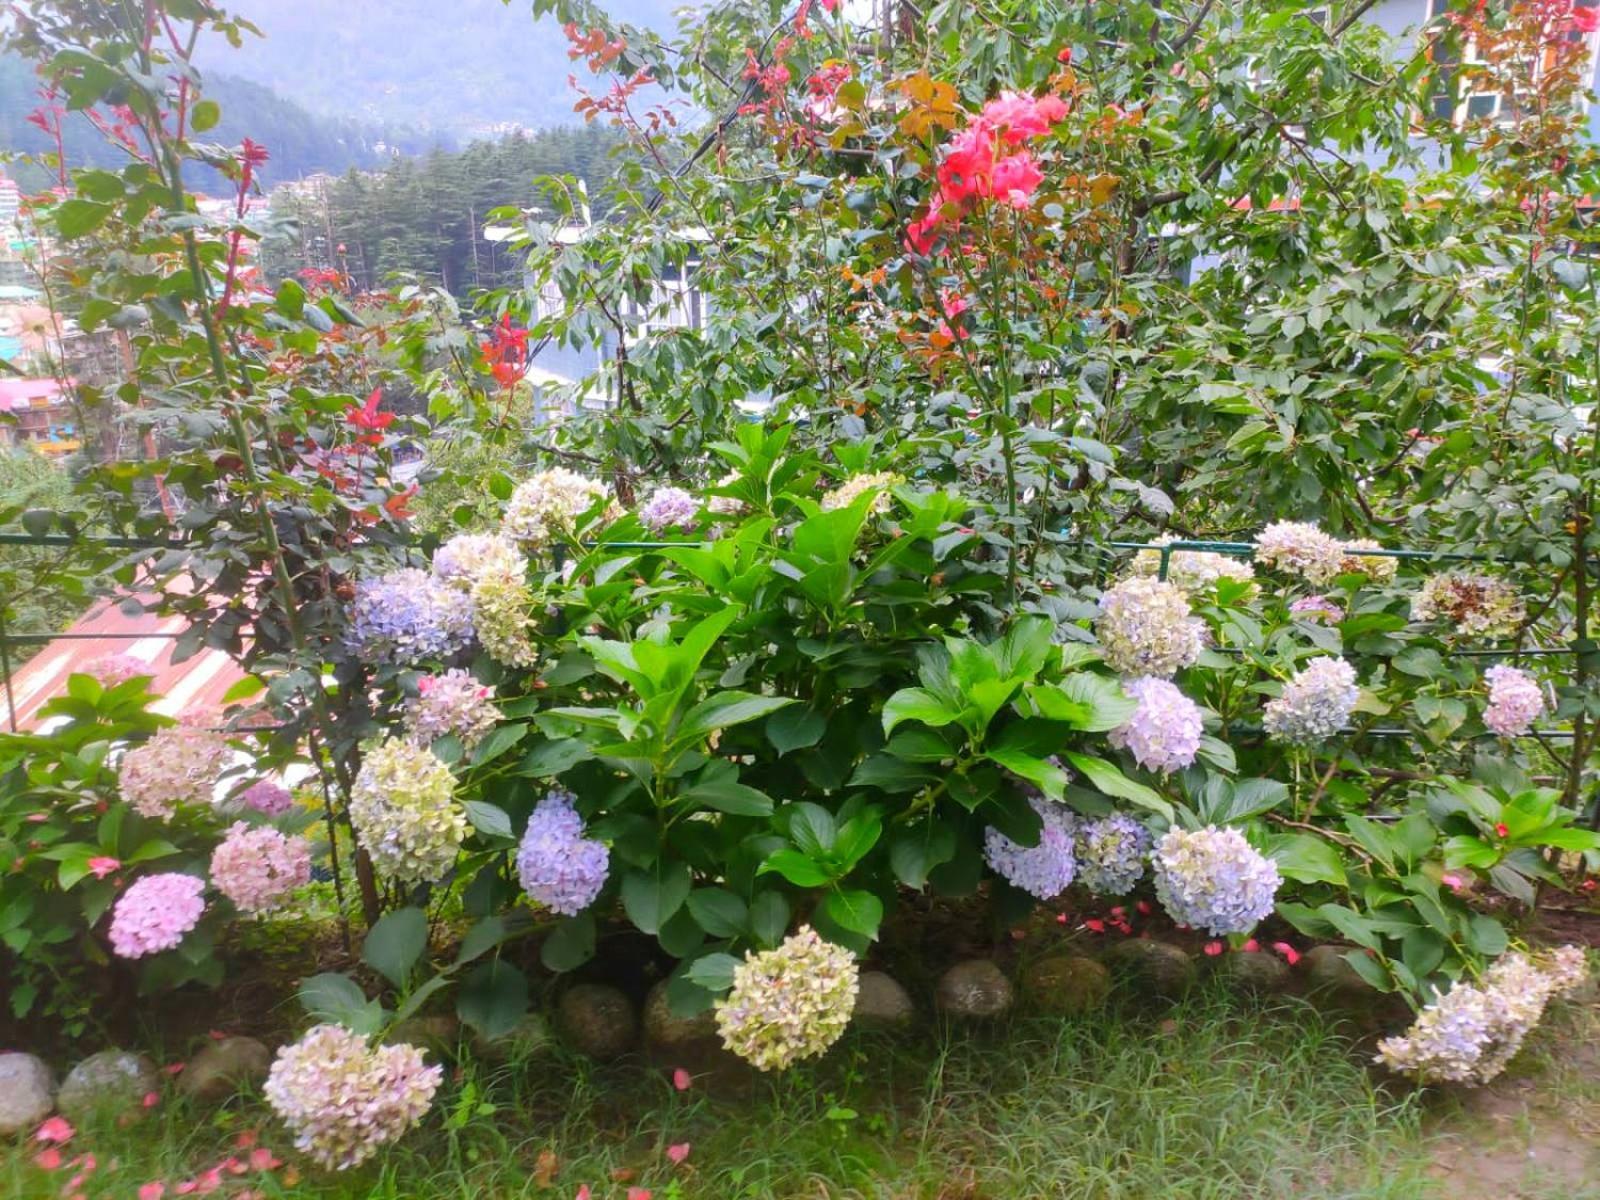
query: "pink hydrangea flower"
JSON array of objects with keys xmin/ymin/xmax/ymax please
[
  {"xmin": 108, "ymin": 873, "xmax": 206, "ymax": 958},
  {"xmin": 81, "ymin": 653, "xmax": 150, "ymax": 687},
  {"xmin": 210, "ymin": 823, "xmax": 312, "ymax": 914},
  {"xmin": 1483, "ymin": 664, "xmax": 1545, "ymax": 737}
]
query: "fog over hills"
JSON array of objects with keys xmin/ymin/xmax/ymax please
[{"xmin": 196, "ymin": 0, "xmax": 683, "ymax": 140}]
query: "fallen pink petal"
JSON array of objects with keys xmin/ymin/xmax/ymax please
[
  {"xmin": 36, "ymin": 1117, "xmax": 74, "ymax": 1144},
  {"xmin": 666, "ymin": 1142, "xmax": 691, "ymax": 1165}
]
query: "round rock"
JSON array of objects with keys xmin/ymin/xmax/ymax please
[
  {"xmin": 57, "ymin": 1050, "xmax": 159, "ymax": 1121},
  {"xmin": 1302, "ymin": 945, "xmax": 1377, "ymax": 997},
  {"xmin": 0, "ymin": 1053, "xmax": 55, "ymax": 1135},
  {"xmin": 642, "ymin": 981, "xmax": 718, "ymax": 1049},
  {"xmin": 935, "ymin": 959, "xmax": 1014, "ymax": 1019},
  {"xmin": 557, "ymin": 983, "xmax": 638, "ymax": 1059},
  {"xmin": 852, "ymin": 971, "xmax": 916, "ymax": 1032},
  {"xmin": 1105, "ymin": 940, "xmax": 1195, "ymax": 999},
  {"xmin": 1212, "ymin": 951, "xmax": 1291, "ymax": 995},
  {"xmin": 178, "ymin": 1037, "xmax": 271, "ymax": 1104},
  {"xmin": 1020, "ymin": 954, "xmax": 1112, "ymax": 1016},
  {"xmin": 471, "ymin": 1013, "xmax": 554, "ymax": 1064}
]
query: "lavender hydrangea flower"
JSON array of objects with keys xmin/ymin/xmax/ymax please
[
  {"xmin": 984, "ymin": 796, "xmax": 1077, "ymax": 899},
  {"xmin": 715, "ymin": 926, "xmax": 859, "ymax": 1071},
  {"xmin": 237, "ymin": 778, "xmax": 294, "ymax": 817},
  {"xmin": 1108, "ymin": 677, "xmax": 1204, "ymax": 774},
  {"xmin": 1254, "ymin": 521, "xmax": 1345, "ymax": 585},
  {"xmin": 346, "ymin": 568, "xmax": 476, "ymax": 665},
  {"xmin": 1075, "ymin": 813, "xmax": 1151, "ymax": 895},
  {"xmin": 1262, "ymin": 657, "xmax": 1359, "ymax": 746},
  {"xmin": 210, "ymin": 822, "xmax": 311, "ymax": 914},
  {"xmin": 1376, "ymin": 946, "xmax": 1588, "ymax": 1085},
  {"xmin": 515, "ymin": 791, "xmax": 609, "ymax": 915},
  {"xmin": 108, "ymin": 872, "xmax": 206, "ymax": 958},
  {"xmin": 638, "ymin": 486, "xmax": 700, "ymax": 533},
  {"xmin": 407, "ymin": 669, "xmax": 501, "ymax": 749},
  {"xmin": 1095, "ymin": 577, "xmax": 1204, "ymax": 678},
  {"xmin": 1412, "ymin": 572, "xmax": 1525, "ymax": 639},
  {"xmin": 264, "ymin": 1024, "xmax": 442, "ymax": 1170},
  {"xmin": 1289, "ymin": 594, "xmax": 1344, "ymax": 624},
  {"xmin": 1482, "ymin": 664, "xmax": 1545, "ymax": 737},
  {"xmin": 118, "ymin": 725, "xmax": 230, "ymax": 820},
  {"xmin": 349, "ymin": 738, "xmax": 467, "ymax": 884},
  {"xmin": 1151, "ymin": 825, "xmax": 1280, "ymax": 936}
]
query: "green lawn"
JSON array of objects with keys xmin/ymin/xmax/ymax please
[{"xmin": 10, "ymin": 983, "xmax": 1595, "ymax": 1200}]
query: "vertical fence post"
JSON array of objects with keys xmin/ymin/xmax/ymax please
[{"xmin": 0, "ymin": 608, "xmax": 17, "ymax": 733}]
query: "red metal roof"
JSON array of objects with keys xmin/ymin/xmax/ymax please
[{"xmin": 3, "ymin": 595, "xmax": 247, "ymax": 731}]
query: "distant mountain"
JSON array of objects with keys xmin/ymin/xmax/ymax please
[
  {"xmin": 0, "ymin": 54, "xmax": 448, "ymax": 190},
  {"xmin": 195, "ymin": 0, "xmax": 683, "ymax": 139}
]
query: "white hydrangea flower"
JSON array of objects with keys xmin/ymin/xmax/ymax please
[
  {"xmin": 1263, "ymin": 658, "xmax": 1359, "ymax": 746},
  {"xmin": 1095, "ymin": 577, "xmax": 1204, "ymax": 678},
  {"xmin": 349, "ymin": 738, "xmax": 467, "ymax": 884},
  {"xmin": 1254, "ymin": 520, "xmax": 1345, "ymax": 585},
  {"xmin": 716, "ymin": 927, "xmax": 859, "ymax": 1071},
  {"xmin": 1151, "ymin": 825, "xmax": 1280, "ymax": 936}
]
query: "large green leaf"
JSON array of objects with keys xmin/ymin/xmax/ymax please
[
  {"xmin": 1063, "ymin": 753, "xmax": 1173, "ymax": 821},
  {"xmin": 677, "ymin": 691, "xmax": 797, "ymax": 744},
  {"xmin": 362, "ymin": 907, "xmax": 429, "ymax": 988},
  {"xmin": 621, "ymin": 862, "xmax": 692, "ymax": 934},
  {"xmin": 457, "ymin": 961, "xmax": 528, "ymax": 1039}
]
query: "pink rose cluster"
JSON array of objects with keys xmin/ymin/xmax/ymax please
[
  {"xmin": 108, "ymin": 872, "xmax": 206, "ymax": 958},
  {"xmin": 907, "ymin": 89, "xmax": 1069, "ymax": 254},
  {"xmin": 210, "ymin": 822, "xmax": 312, "ymax": 914}
]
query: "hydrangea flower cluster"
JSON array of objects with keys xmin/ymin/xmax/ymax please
[
  {"xmin": 1375, "ymin": 946, "xmax": 1587, "ymax": 1084},
  {"xmin": 501, "ymin": 468, "xmax": 611, "ymax": 549},
  {"xmin": 1254, "ymin": 521, "xmax": 1345, "ymax": 585},
  {"xmin": 983, "ymin": 797, "xmax": 1077, "ymax": 899},
  {"xmin": 1075, "ymin": 812, "xmax": 1151, "ymax": 895},
  {"xmin": 1412, "ymin": 572, "xmax": 1526, "ymax": 639},
  {"xmin": 237, "ymin": 778, "xmax": 294, "ymax": 817},
  {"xmin": 820, "ymin": 471, "xmax": 900, "ymax": 514},
  {"xmin": 117, "ymin": 725, "xmax": 230, "ymax": 820},
  {"xmin": 1108, "ymin": 677, "xmax": 1204, "ymax": 774},
  {"xmin": 349, "ymin": 738, "xmax": 467, "ymax": 884},
  {"xmin": 638, "ymin": 486, "xmax": 699, "ymax": 533},
  {"xmin": 210, "ymin": 822, "xmax": 312, "ymax": 914},
  {"xmin": 715, "ymin": 927, "xmax": 859, "ymax": 1072},
  {"xmin": 108, "ymin": 872, "xmax": 206, "ymax": 958},
  {"xmin": 1483, "ymin": 664, "xmax": 1546, "ymax": 738},
  {"xmin": 264, "ymin": 1024, "xmax": 442, "ymax": 1170},
  {"xmin": 515, "ymin": 791, "xmax": 610, "ymax": 916},
  {"xmin": 706, "ymin": 471, "xmax": 747, "ymax": 517},
  {"xmin": 346, "ymin": 568, "xmax": 475, "ymax": 665},
  {"xmin": 1151, "ymin": 825, "xmax": 1281, "ymax": 936},
  {"xmin": 406, "ymin": 669, "xmax": 500, "ymax": 749},
  {"xmin": 1095, "ymin": 577, "xmax": 1204, "ymax": 678},
  {"xmin": 82, "ymin": 653, "xmax": 150, "ymax": 687},
  {"xmin": 1128, "ymin": 538, "xmax": 1256, "ymax": 595},
  {"xmin": 1338, "ymin": 538, "xmax": 1397, "ymax": 582},
  {"xmin": 1263, "ymin": 657, "xmax": 1359, "ymax": 745},
  {"xmin": 468, "ymin": 563, "xmax": 539, "ymax": 669},
  {"xmin": 430, "ymin": 532, "xmax": 524, "ymax": 589},
  {"xmin": 1289, "ymin": 594, "xmax": 1344, "ymax": 624}
]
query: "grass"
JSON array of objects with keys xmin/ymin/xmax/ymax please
[{"xmin": 3, "ymin": 984, "xmax": 1467, "ymax": 1200}]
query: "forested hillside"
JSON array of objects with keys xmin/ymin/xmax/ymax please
[
  {"xmin": 0, "ymin": 55, "xmax": 446, "ymax": 190},
  {"xmin": 263, "ymin": 126, "xmax": 623, "ymax": 296}
]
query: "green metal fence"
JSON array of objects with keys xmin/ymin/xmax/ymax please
[{"xmin": 0, "ymin": 532, "xmax": 1589, "ymax": 771}]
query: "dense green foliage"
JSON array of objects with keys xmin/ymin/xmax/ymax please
[{"xmin": 262, "ymin": 127, "xmax": 624, "ymax": 295}]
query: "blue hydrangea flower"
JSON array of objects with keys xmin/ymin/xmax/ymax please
[
  {"xmin": 346, "ymin": 568, "xmax": 475, "ymax": 665},
  {"xmin": 1108, "ymin": 677, "xmax": 1204, "ymax": 774},
  {"xmin": 515, "ymin": 791, "xmax": 609, "ymax": 915},
  {"xmin": 1262, "ymin": 657, "xmax": 1358, "ymax": 746},
  {"xmin": 984, "ymin": 797, "xmax": 1076, "ymax": 899},
  {"xmin": 1151, "ymin": 825, "xmax": 1280, "ymax": 936},
  {"xmin": 1075, "ymin": 813, "xmax": 1151, "ymax": 896}
]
